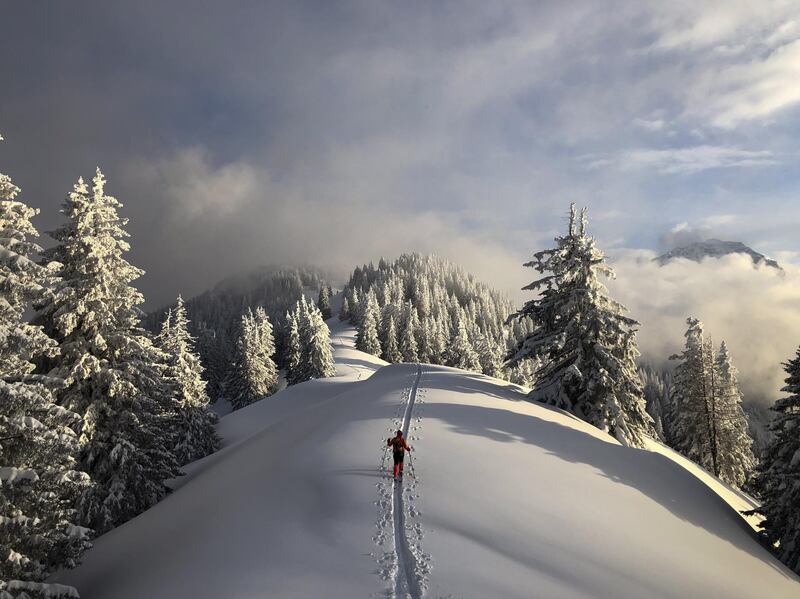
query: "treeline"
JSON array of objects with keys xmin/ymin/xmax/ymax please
[
  {"xmin": 144, "ymin": 267, "xmax": 332, "ymax": 404},
  {"xmin": 342, "ymin": 254, "xmax": 535, "ymax": 383}
]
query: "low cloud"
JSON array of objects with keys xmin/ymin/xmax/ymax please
[
  {"xmin": 659, "ymin": 222, "xmax": 712, "ymax": 250},
  {"xmin": 605, "ymin": 250, "xmax": 800, "ymax": 407}
]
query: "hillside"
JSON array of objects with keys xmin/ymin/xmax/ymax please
[{"xmin": 52, "ymin": 319, "xmax": 800, "ymax": 598}]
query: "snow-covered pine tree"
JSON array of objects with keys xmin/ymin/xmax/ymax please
[
  {"xmin": 506, "ymin": 357, "xmax": 537, "ymax": 387},
  {"xmin": 355, "ymin": 296, "xmax": 381, "ymax": 357},
  {"xmin": 158, "ymin": 296, "xmax": 219, "ymax": 464},
  {"xmin": 383, "ymin": 315, "xmax": 402, "ymax": 363},
  {"xmin": 669, "ymin": 318, "xmax": 723, "ymax": 476},
  {"xmin": 228, "ymin": 308, "xmax": 279, "ymax": 410},
  {"xmin": 38, "ymin": 169, "xmax": 181, "ymax": 533},
  {"xmin": 714, "ymin": 341, "xmax": 755, "ymax": 488},
  {"xmin": 296, "ymin": 300, "xmax": 336, "ymax": 381},
  {"xmin": 254, "ymin": 307, "xmax": 279, "ymax": 393},
  {"xmin": 284, "ymin": 311, "xmax": 303, "ymax": 386},
  {"xmin": 317, "ymin": 286, "xmax": 332, "ymax": 320},
  {"xmin": 446, "ymin": 319, "xmax": 481, "ymax": 372},
  {"xmin": 195, "ymin": 321, "xmax": 229, "ymax": 402},
  {"xmin": 0, "ymin": 146, "xmax": 91, "ymax": 597},
  {"xmin": 476, "ymin": 332, "xmax": 503, "ymax": 378},
  {"xmin": 747, "ymin": 347, "xmax": 800, "ymax": 574},
  {"xmin": 417, "ymin": 316, "xmax": 435, "ymax": 364},
  {"xmin": 639, "ymin": 365, "xmax": 670, "ymax": 442},
  {"xmin": 339, "ymin": 295, "xmax": 351, "ymax": 322},
  {"xmin": 507, "ymin": 204, "xmax": 654, "ymax": 448},
  {"xmin": 399, "ymin": 302, "xmax": 419, "ymax": 363}
]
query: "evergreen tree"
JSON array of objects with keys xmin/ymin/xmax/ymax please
[
  {"xmin": 669, "ymin": 319, "xmax": 720, "ymax": 475},
  {"xmin": 284, "ymin": 311, "xmax": 303, "ymax": 386},
  {"xmin": 317, "ymin": 286, "xmax": 332, "ymax": 320},
  {"xmin": 159, "ymin": 296, "xmax": 219, "ymax": 464},
  {"xmin": 715, "ymin": 341, "xmax": 756, "ymax": 488},
  {"xmin": 748, "ymin": 347, "xmax": 800, "ymax": 574},
  {"xmin": 507, "ymin": 204, "xmax": 654, "ymax": 448},
  {"xmin": 417, "ymin": 316, "xmax": 435, "ymax": 364},
  {"xmin": 476, "ymin": 332, "xmax": 503, "ymax": 378},
  {"xmin": 446, "ymin": 319, "xmax": 481, "ymax": 371},
  {"xmin": 355, "ymin": 298, "xmax": 381, "ymax": 357},
  {"xmin": 295, "ymin": 299, "xmax": 336, "ymax": 381},
  {"xmin": 38, "ymin": 169, "xmax": 181, "ymax": 532},
  {"xmin": 382, "ymin": 315, "xmax": 402, "ymax": 363},
  {"xmin": 399, "ymin": 303, "xmax": 419, "ymax": 363},
  {"xmin": 228, "ymin": 308, "xmax": 279, "ymax": 409},
  {"xmin": 639, "ymin": 365, "xmax": 670, "ymax": 443},
  {"xmin": 339, "ymin": 295, "xmax": 351, "ymax": 322},
  {"xmin": 195, "ymin": 321, "xmax": 229, "ymax": 403},
  {"xmin": 0, "ymin": 147, "xmax": 91, "ymax": 596}
]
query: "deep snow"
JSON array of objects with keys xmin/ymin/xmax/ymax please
[{"xmin": 53, "ymin": 318, "xmax": 800, "ymax": 598}]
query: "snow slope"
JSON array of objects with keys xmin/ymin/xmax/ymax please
[{"xmin": 53, "ymin": 321, "xmax": 800, "ymax": 598}]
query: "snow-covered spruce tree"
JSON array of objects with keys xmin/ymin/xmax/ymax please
[
  {"xmin": 338, "ymin": 295, "xmax": 351, "ymax": 322},
  {"xmin": 158, "ymin": 296, "xmax": 219, "ymax": 463},
  {"xmin": 317, "ymin": 286, "xmax": 332, "ymax": 320},
  {"xmin": 714, "ymin": 341, "xmax": 755, "ymax": 488},
  {"xmin": 227, "ymin": 308, "xmax": 279, "ymax": 409},
  {"xmin": 382, "ymin": 315, "xmax": 402, "ymax": 363},
  {"xmin": 284, "ymin": 311, "xmax": 303, "ymax": 386},
  {"xmin": 505, "ymin": 357, "xmax": 537, "ymax": 387},
  {"xmin": 399, "ymin": 302, "xmax": 419, "ymax": 363},
  {"xmin": 194, "ymin": 321, "xmax": 229, "ymax": 402},
  {"xmin": 507, "ymin": 204, "xmax": 654, "ymax": 448},
  {"xmin": 667, "ymin": 318, "xmax": 709, "ymax": 462},
  {"xmin": 747, "ymin": 347, "xmax": 800, "ymax": 574},
  {"xmin": 38, "ymin": 169, "xmax": 180, "ymax": 533},
  {"xmin": 668, "ymin": 318, "xmax": 747, "ymax": 481},
  {"xmin": 639, "ymin": 365, "xmax": 672, "ymax": 443},
  {"xmin": 417, "ymin": 316, "xmax": 435, "ymax": 364},
  {"xmin": 0, "ymin": 146, "xmax": 91, "ymax": 598},
  {"xmin": 476, "ymin": 332, "xmax": 503, "ymax": 378},
  {"xmin": 294, "ymin": 298, "xmax": 336, "ymax": 382},
  {"xmin": 446, "ymin": 319, "xmax": 481, "ymax": 372},
  {"xmin": 305, "ymin": 301, "xmax": 337, "ymax": 380},
  {"xmin": 355, "ymin": 295, "xmax": 381, "ymax": 357}
]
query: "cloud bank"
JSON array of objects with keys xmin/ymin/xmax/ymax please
[{"xmin": 606, "ymin": 251, "xmax": 800, "ymax": 407}]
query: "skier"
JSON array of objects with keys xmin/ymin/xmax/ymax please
[{"xmin": 387, "ymin": 429, "xmax": 411, "ymax": 480}]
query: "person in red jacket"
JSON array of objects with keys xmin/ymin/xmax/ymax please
[{"xmin": 387, "ymin": 430, "xmax": 411, "ymax": 479}]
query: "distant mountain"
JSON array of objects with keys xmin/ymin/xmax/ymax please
[{"xmin": 654, "ymin": 239, "xmax": 781, "ymax": 270}]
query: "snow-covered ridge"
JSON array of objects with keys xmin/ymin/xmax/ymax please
[
  {"xmin": 52, "ymin": 321, "xmax": 800, "ymax": 598},
  {"xmin": 654, "ymin": 239, "xmax": 782, "ymax": 269}
]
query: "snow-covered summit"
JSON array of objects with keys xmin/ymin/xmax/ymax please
[{"xmin": 654, "ymin": 239, "xmax": 781, "ymax": 270}]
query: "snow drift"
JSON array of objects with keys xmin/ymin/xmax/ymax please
[{"xmin": 52, "ymin": 320, "xmax": 800, "ymax": 598}]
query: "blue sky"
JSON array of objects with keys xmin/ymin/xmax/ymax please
[{"xmin": 1, "ymin": 1, "xmax": 799, "ymax": 308}]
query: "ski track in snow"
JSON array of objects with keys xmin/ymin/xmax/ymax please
[{"xmin": 374, "ymin": 364, "xmax": 430, "ymax": 599}]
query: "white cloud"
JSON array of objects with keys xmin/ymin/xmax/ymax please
[
  {"xmin": 606, "ymin": 250, "xmax": 800, "ymax": 406},
  {"xmin": 131, "ymin": 147, "xmax": 260, "ymax": 218},
  {"xmin": 632, "ymin": 118, "xmax": 666, "ymax": 132},
  {"xmin": 643, "ymin": 4, "xmax": 800, "ymax": 127},
  {"xmin": 583, "ymin": 145, "xmax": 777, "ymax": 174}
]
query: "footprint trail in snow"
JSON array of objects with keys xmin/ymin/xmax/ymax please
[{"xmin": 374, "ymin": 364, "xmax": 430, "ymax": 598}]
